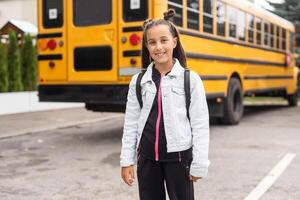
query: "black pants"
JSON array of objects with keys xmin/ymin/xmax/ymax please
[{"xmin": 137, "ymin": 156, "xmax": 194, "ymax": 200}]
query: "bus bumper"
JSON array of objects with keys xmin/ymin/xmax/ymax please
[{"xmin": 38, "ymin": 84, "xmax": 129, "ymax": 112}]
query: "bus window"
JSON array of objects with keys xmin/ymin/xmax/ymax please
[
  {"xmin": 217, "ymin": 0, "xmax": 225, "ymax": 36},
  {"xmin": 256, "ymin": 18, "xmax": 262, "ymax": 45},
  {"xmin": 43, "ymin": 0, "xmax": 63, "ymax": 28},
  {"xmin": 290, "ymin": 32, "xmax": 295, "ymax": 52},
  {"xmin": 276, "ymin": 26, "xmax": 280, "ymax": 49},
  {"xmin": 203, "ymin": 0, "xmax": 214, "ymax": 34},
  {"xmin": 228, "ymin": 5, "xmax": 237, "ymax": 39},
  {"xmin": 270, "ymin": 24, "xmax": 274, "ymax": 48},
  {"xmin": 264, "ymin": 22, "xmax": 269, "ymax": 46},
  {"xmin": 187, "ymin": 0, "xmax": 199, "ymax": 30},
  {"xmin": 282, "ymin": 29, "xmax": 286, "ymax": 50},
  {"xmin": 123, "ymin": 0, "xmax": 148, "ymax": 22},
  {"xmin": 237, "ymin": 10, "xmax": 246, "ymax": 41},
  {"xmin": 74, "ymin": 47, "xmax": 112, "ymax": 71},
  {"xmin": 73, "ymin": 0, "xmax": 111, "ymax": 26},
  {"xmin": 247, "ymin": 14, "xmax": 254, "ymax": 43},
  {"xmin": 168, "ymin": 0, "xmax": 183, "ymax": 27}
]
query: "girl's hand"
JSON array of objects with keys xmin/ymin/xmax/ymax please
[
  {"xmin": 189, "ymin": 175, "xmax": 202, "ymax": 182},
  {"xmin": 121, "ymin": 165, "xmax": 135, "ymax": 186}
]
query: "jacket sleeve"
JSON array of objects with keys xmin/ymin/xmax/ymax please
[
  {"xmin": 120, "ymin": 74, "xmax": 141, "ymax": 167},
  {"xmin": 189, "ymin": 71, "xmax": 210, "ymax": 178}
]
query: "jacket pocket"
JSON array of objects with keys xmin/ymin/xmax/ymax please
[
  {"xmin": 171, "ymin": 87, "xmax": 186, "ymax": 115},
  {"xmin": 171, "ymin": 87, "xmax": 185, "ymax": 95},
  {"xmin": 141, "ymin": 87, "xmax": 155, "ymax": 108}
]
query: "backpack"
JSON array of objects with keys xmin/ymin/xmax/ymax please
[{"xmin": 136, "ymin": 68, "xmax": 191, "ymax": 121}]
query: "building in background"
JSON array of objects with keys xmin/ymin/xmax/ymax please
[
  {"xmin": 0, "ymin": 0, "xmax": 37, "ymax": 28},
  {"xmin": 0, "ymin": 19, "xmax": 37, "ymax": 44}
]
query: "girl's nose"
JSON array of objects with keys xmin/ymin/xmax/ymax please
[{"xmin": 156, "ymin": 42, "xmax": 162, "ymax": 50}]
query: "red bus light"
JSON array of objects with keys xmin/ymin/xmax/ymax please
[
  {"xmin": 129, "ymin": 34, "xmax": 141, "ymax": 46},
  {"xmin": 47, "ymin": 39, "xmax": 57, "ymax": 50}
]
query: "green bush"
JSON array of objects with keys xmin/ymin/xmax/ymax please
[
  {"xmin": 0, "ymin": 41, "xmax": 8, "ymax": 92},
  {"xmin": 7, "ymin": 31, "xmax": 23, "ymax": 92},
  {"xmin": 22, "ymin": 34, "xmax": 37, "ymax": 91}
]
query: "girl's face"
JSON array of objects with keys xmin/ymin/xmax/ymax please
[{"xmin": 146, "ymin": 24, "xmax": 177, "ymax": 66}]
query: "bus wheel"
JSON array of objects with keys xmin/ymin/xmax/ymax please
[
  {"xmin": 287, "ymin": 92, "xmax": 298, "ymax": 106},
  {"xmin": 287, "ymin": 76, "xmax": 300, "ymax": 106},
  {"xmin": 221, "ymin": 78, "xmax": 244, "ymax": 125}
]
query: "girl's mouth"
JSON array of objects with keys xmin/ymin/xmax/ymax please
[{"xmin": 155, "ymin": 52, "xmax": 166, "ymax": 56}]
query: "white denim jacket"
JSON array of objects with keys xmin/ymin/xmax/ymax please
[{"xmin": 120, "ymin": 59, "xmax": 210, "ymax": 177}]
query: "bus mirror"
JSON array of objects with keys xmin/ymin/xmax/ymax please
[{"xmin": 285, "ymin": 53, "xmax": 292, "ymax": 67}]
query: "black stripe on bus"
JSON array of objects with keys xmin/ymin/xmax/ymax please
[
  {"xmin": 206, "ymin": 92, "xmax": 225, "ymax": 99},
  {"xmin": 186, "ymin": 52, "xmax": 285, "ymax": 67},
  {"xmin": 123, "ymin": 26, "xmax": 143, "ymax": 32},
  {"xmin": 123, "ymin": 50, "xmax": 141, "ymax": 57},
  {"xmin": 38, "ymin": 54, "xmax": 62, "ymax": 60},
  {"xmin": 244, "ymin": 75, "xmax": 293, "ymax": 80},
  {"xmin": 122, "ymin": 50, "xmax": 285, "ymax": 67},
  {"xmin": 37, "ymin": 33, "xmax": 63, "ymax": 39},
  {"xmin": 245, "ymin": 87, "xmax": 286, "ymax": 94},
  {"xmin": 201, "ymin": 75, "xmax": 227, "ymax": 81},
  {"xmin": 179, "ymin": 29, "xmax": 286, "ymax": 55}
]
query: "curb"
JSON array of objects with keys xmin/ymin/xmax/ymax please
[{"xmin": 0, "ymin": 91, "xmax": 84, "ymax": 116}]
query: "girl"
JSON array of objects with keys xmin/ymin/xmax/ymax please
[{"xmin": 120, "ymin": 10, "xmax": 210, "ymax": 200}]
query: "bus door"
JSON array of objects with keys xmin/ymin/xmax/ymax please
[
  {"xmin": 67, "ymin": 0, "xmax": 118, "ymax": 82},
  {"xmin": 117, "ymin": 0, "xmax": 151, "ymax": 78}
]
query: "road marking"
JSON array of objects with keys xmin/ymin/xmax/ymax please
[{"xmin": 244, "ymin": 153, "xmax": 296, "ymax": 200}]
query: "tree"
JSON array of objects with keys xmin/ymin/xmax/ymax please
[
  {"xmin": 0, "ymin": 40, "xmax": 8, "ymax": 92},
  {"xmin": 22, "ymin": 34, "xmax": 37, "ymax": 91},
  {"xmin": 267, "ymin": 0, "xmax": 300, "ymax": 26},
  {"xmin": 7, "ymin": 31, "xmax": 23, "ymax": 92}
]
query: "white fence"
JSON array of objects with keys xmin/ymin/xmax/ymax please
[{"xmin": 0, "ymin": 91, "xmax": 84, "ymax": 115}]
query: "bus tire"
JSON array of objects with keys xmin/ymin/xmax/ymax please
[
  {"xmin": 287, "ymin": 76, "xmax": 300, "ymax": 107},
  {"xmin": 287, "ymin": 92, "xmax": 298, "ymax": 107},
  {"xmin": 221, "ymin": 78, "xmax": 244, "ymax": 125}
]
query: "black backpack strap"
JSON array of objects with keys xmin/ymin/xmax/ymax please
[
  {"xmin": 184, "ymin": 68, "xmax": 191, "ymax": 121},
  {"xmin": 136, "ymin": 69, "xmax": 146, "ymax": 109}
]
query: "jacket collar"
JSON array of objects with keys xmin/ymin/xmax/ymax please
[{"xmin": 140, "ymin": 59, "xmax": 184, "ymax": 84}]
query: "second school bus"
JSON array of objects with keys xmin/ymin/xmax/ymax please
[{"xmin": 37, "ymin": 0, "xmax": 299, "ymax": 124}]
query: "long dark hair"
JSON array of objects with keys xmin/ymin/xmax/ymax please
[{"xmin": 141, "ymin": 9, "xmax": 187, "ymax": 69}]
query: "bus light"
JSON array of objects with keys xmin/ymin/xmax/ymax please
[
  {"xmin": 216, "ymin": 97, "xmax": 222, "ymax": 103},
  {"xmin": 130, "ymin": 58, "xmax": 137, "ymax": 65},
  {"xmin": 58, "ymin": 40, "xmax": 64, "ymax": 47},
  {"xmin": 39, "ymin": 39, "xmax": 48, "ymax": 51},
  {"xmin": 129, "ymin": 34, "xmax": 141, "ymax": 46},
  {"xmin": 121, "ymin": 36, "xmax": 127, "ymax": 44},
  {"xmin": 47, "ymin": 39, "xmax": 57, "ymax": 50},
  {"xmin": 49, "ymin": 61, "xmax": 55, "ymax": 68}
]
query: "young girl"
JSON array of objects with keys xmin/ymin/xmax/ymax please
[{"xmin": 120, "ymin": 10, "xmax": 210, "ymax": 200}]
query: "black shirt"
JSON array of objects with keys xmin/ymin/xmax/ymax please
[{"xmin": 138, "ymin": 66, "xmax": 192, "ymax": 162}]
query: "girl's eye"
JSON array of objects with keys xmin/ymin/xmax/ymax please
[{"xmin": 161, "ymin": 39, "xmax": 168, "ymax": 43}]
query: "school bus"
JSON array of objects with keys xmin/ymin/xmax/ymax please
[{"xmin": 37, "ymin": 0, "xmax": 299, "ymax": 125}]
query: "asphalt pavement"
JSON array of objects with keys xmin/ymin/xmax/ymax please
[{"xmin": 0, "ymin": 108, "xmax": 123, "ymax": 139}]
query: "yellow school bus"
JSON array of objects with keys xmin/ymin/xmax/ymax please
[{"xmin": 37, "ymin": 0, "xmax": 299, "ymax": 124}]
